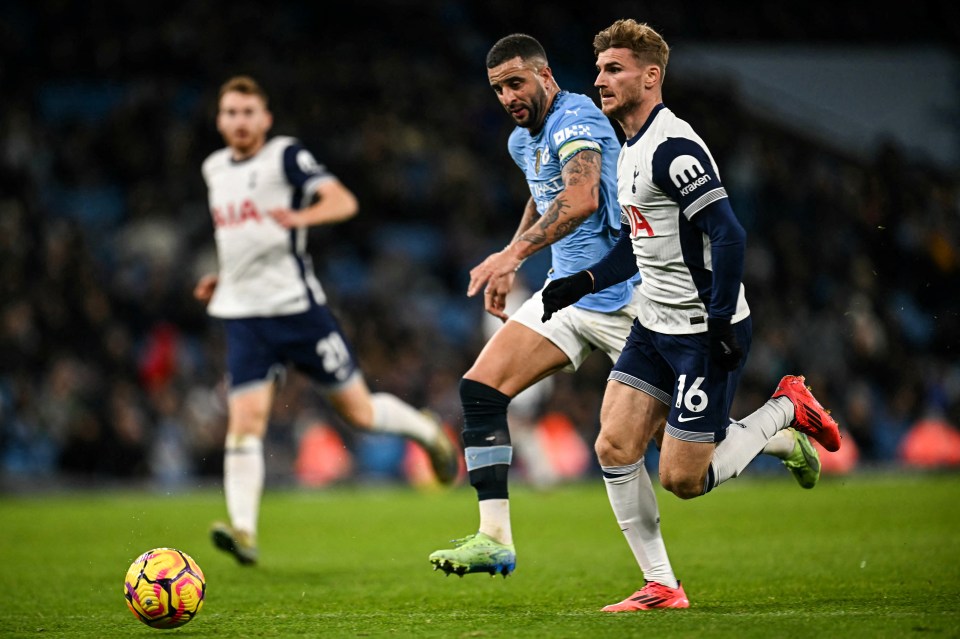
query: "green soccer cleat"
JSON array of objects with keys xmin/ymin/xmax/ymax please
[
  {"xmin": 211, "ymin": 521, "xmax": 259, "ymax": 566},
  {"xmin": 782, "ymin": 428, "xmax": 821, "ymax": 489},
  {"xmin": 429, "ymin": 532, "xmax": 516, "ymax": 577}
]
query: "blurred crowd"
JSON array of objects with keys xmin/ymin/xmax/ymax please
[{"xmin": 1, "ymin": 1, "xmax": 958, "ymax": 488}]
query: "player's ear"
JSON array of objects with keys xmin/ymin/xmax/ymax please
[
  {"xmin": 644, "ymin": 65, "xmax": 661, "ymax": 89},
  {"xmin": 539, "ymin": 65, "xmax": 554, "ymax": 87}
]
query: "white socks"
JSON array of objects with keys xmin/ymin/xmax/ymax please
[
  {"xmin": 762, "ymin": 428, "xmax": 797, "ymax": 458},
  {"xmin": 710, "ymin": 396, "xmax": 794, "ymax": 489},
  {"xmin": 369, "ymin": 393, "xmax": 439, "ymax": 445},
  {"xmin": 478, "ymin": 499, "xmax": 513, "ymax": 545},
  {"xmin": 602, "ymin": 459, "xmax": 678, "ymax": 588},
  {"xmin": 224, "ymin": 433, "xmax": 264, "ymax": 538}
]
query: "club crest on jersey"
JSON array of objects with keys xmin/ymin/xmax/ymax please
[
  {"xmin": 623, "ymin": 204, "xmax": 654, "ymax": 237},
  {"xmin": 535, "ymin": 148, "xmax": 550, "ymax": 174},
  {"xmin": 669, "ymin": 155, "xmax": 712, "ymax": 196}
]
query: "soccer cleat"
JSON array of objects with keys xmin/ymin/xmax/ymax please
[
  {"xmin": 424, "ymin": 415, "xmax": 460, "ymax": 486},
  {"xmin": 210, "ymin": 521, "xmax": 258, "ymax": 566},
  {"xmin": 428, "ymin": 532, "xmax": 516, "ymax": 577},
  {"xmin": 601, "ymin": 581, "xmax": 690, "ymax": 612},
  {"xmin": 772, "ymin": 375, "xmax": 841, "ymax": 452},
  {"xmin": 782, "ymin": 428, "xmax": 821, "ymax": 489}
]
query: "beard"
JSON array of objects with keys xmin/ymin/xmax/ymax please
[
  {"xmin": 601, "ymin": 88, "xmax": 642, "ymax": 124},
  {"xmin": 513, "ymin": 84, "xmax": 549, "ymax": 132}
]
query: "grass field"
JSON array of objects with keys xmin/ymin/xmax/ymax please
[{"xmin": 2, "ymin": 473, "xmax": 958, "ymax": 638}]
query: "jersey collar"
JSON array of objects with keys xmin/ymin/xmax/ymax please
[{"xmin": 625, "ymin": 103, "xmax": 666, "ymax": 147}]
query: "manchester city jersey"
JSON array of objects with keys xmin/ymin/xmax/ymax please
[
  {"xmin": 617, "ymin": 104, "xmax": 750, "ymax": 334},
  {"xmin": 507, "ymin": 91, "xmax": 639, "ymax": 313},
  {"xmin": 201, "ymin": 136, "xmax": 332, "ymax": 318}
]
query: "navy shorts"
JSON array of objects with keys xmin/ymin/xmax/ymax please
[
  {"xmin": 223, "ymin": 303, "xmax": 360, "ymax": 392},
  {"xmin": 609, "ymin": 316, "xmax": 752, "ymax": 443}
]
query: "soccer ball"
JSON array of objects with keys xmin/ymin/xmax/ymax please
[{"xmin": 123, "ymin": 547, "xmax": 206, "ymax": 629}]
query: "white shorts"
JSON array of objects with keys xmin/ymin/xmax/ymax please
[{"xmin": 509, "ymin": 282, "xmax": 642, "ymax": 373}]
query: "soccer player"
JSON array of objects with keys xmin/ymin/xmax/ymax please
[
  {"xmin": 195, "ymin": 75, "xmax": 459, "ymax": 565},
  {"xmin": 540, "ymin": 19, "xmax": 840, "ymax": 611},
  {"xmin": 427, "ymin": 34, "xmax": 686, "ymax": 603}
]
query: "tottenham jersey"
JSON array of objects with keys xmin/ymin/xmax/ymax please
[
  {"xmin": 202, "ymin": 136, "xmax": 332, "ymax": 318},
  {"xmin": 618, "ymin": 104, "xmax": 750, "ymax": 334},
  {"xmin": 508, "ymin": 91, "xmax": 639, "ymax": 313}
]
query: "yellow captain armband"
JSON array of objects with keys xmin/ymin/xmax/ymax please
[{"xmin": 557, "ymin": 139, "xmax": 601, "ymax": 164}]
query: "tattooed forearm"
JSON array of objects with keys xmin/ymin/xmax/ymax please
[
  {"xmin": 555, "ymin": 216, "xmax": 586, "ymax": 237},
  {"xmin": 520, "ymin": 195, "xmax": 570, "ymax": 245}
]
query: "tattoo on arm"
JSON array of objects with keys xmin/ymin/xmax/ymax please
[
  {"xmin": 518, "ymin": 150, "xmax": 601, "ymax": 245},
  {"xmin": 561, "ymin": 149, "xmax": 601, "ymax": 188},
  {"xmin": 513, "ymin": 198, "xmax": 540, "ymax": 243},
  {"xmin": 520, "ymin": 196, "xmax": 568, "ymax": 246}
]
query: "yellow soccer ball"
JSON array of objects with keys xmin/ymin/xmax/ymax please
[{"xmin": 123, "ymin": 547, "xmax": 206, "ymax": 629}]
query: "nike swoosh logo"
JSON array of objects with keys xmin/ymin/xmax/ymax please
[{"xmin": 677, "ymin": 414, "xmax": 704, "ymax": 423}]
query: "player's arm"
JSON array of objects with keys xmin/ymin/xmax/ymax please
[
  {"xmin": 691, "ymin": 198, "xmax": 746, "ymax": 370},
  {"xmin": 193, "ymin": 273, "xmax": 219, "ymax": 304},
  {"xmin": 271, "ymin": 179, "xmax": 358, "ymax": 229},
  {"xmin": 691, "ymin": 198, "xmax": 745, "ymax": 322},
  {"xmin": 509, "ymin": 148, "xmax": 601, "ymax": 262},
  {"xmin": 271, "ymin": 143, "xmax": 359, "ymax": 228},
  {"xmin": 510, "ymin": 196, "xmax": 540, "ymax": 243},
  {"xmin": 650, "ymin": 136, "xmax": 746, "ymax": 369},
  {"xmin": 466, "ymin": 149, "xmax": 602, "ymax": 297},
  {"xmin": 475, "ymin": 197, "xmax": 541, "ymax": 321}
]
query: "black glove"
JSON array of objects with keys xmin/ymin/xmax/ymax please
[
  {"xmin": 541, "ymin": 271, "xmax": 594, "ymax": 322},
  {"xmin": 707, "ymin": 317, "xmax": 743, "ymax": 371}
]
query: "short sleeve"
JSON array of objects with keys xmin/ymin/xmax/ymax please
[
  {"xmin": 550, "ymin": 111, "xmax": 603, "ymax": 167},
  {"xmin": 282, "ymin": 143, "xmax": 333, "ymax": 191},
  {"xmin": 651, "ymin": 137, "xmax": 727, "ymax": 218}
]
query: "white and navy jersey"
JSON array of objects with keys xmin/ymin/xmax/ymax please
[
  {"xmin": 202, "ymin": 136, "xmax": 333, "ymax": 318},
  {"xmin": 618, "ymin": 104, "xmax": 750, "ymax": 334}
]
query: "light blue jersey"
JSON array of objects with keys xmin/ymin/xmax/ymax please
[{"xmin": 507, "ymin": 91, "xmax": 639, "ymax": 313}]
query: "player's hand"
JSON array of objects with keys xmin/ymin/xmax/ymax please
[
  {"xmin": 541, "ymin": 271, "xmax": 594, "ymax": 322},
  {"xmin": 269, "ymin": 208, "xmax": 303, "ymax": 228},
  {"xmin": 467, "ymin": 249, "xmax": 523, "ymax": 298},
  {"xmin": 707, "ymin": 317, "xmax": 743, "ymax": 371},
  {"xmin": 482, "ymin": 272, "xmax": 515, "ymax": 322},
  {"xmin": 193, "ymin": 274, "xmax": 219, "ymax": 304}
]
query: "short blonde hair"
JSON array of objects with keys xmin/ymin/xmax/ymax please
[
  {"xmin": 593, "ymin": 19, "xmax": 670, "ymax": 77},
  {"xmin": 218, "ymin": 75, "xmax": 268, "ymax": 107}
]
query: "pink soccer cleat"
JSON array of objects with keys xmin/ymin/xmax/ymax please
[
  {"xmin": 601, "ymin": 581, "xmax": 690, "ymax": 612},
  {"xmin": 772, "ymin": 375, "xmax": 841, "ymax": 452}
]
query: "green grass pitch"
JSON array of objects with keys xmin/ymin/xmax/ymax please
[{"xmin": 1, "ymin": 473, "xmax": 958, "ymax": 638}]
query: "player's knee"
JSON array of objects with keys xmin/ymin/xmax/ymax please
[
  {"xmin": 459, "ymin": 378, "xmax": 511, "ymax": 447},
  {"xmin": 595, "ymin": 432, "xmax": 640, "ymax": 466},
  {"xmin": 659, "ymin": 469, "xmax": 704, "ymax": 500}
]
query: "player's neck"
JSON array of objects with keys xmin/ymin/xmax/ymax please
[
  {"xmin": 619, "ymin": 98, "xmax": 661, "ymax": 139},
  {"xmin": 529, "ymin": 86, "xmax": 560, "ymax": 136},
  {"xmin": 230, "ymin": 137, "xmax": 267, "ymax": 161}
]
